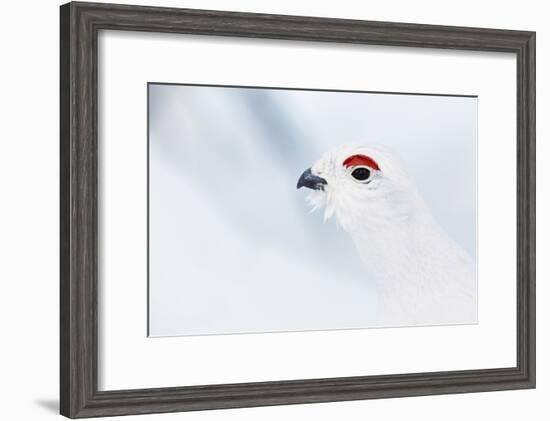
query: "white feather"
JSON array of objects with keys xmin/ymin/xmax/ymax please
[{"xmin": 304, "ymin": 145, "xmax": 477, "ymax": 326}]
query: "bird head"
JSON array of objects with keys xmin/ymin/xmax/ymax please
[{"xmin": 297, "ymin": 145, "xmax": 421, "ymax": 231}]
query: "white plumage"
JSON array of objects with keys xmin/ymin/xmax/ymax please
[{"xmin": 298, "ymin": 145, "xmax": 477, "ymax": 327}]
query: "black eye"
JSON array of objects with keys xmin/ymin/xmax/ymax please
[{"xmin": 351, "ymin": 167, "xmax": 371, "ymax": 182}]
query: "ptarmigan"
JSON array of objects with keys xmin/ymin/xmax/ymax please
[{"xmin": 297, "ymin": 145, "xmax": 477, "ymax": 327}]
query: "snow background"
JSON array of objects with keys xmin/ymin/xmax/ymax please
[{"xmin": 148, "ymin": 84, "xmax": 477, "ymax": 336}]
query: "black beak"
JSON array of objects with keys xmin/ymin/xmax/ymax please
[{"xmin": 297, "ymin": 168, "xmax": 328, "ymax": 191}]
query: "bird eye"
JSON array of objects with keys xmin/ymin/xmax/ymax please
[{"xmin": 351, "ymin": 166, "xmax": 371, "ymax": 182}]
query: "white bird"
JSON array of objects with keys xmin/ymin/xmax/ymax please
[{"xmin": 297, "ymin": 145, "xmax": 477, "ymax": 327}]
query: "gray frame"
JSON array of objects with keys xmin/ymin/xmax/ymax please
[{"xmin": 60, "ymin": 1, "xmax": 536, "ymax": 418}]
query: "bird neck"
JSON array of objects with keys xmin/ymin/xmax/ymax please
[
  {"xmin": 347, "ymin": 213, "xmax": 476, "ymax": 325},
  {"xmin": 346, "ymin": 208, "xmax": 473, "ymax": 289},
  {"xmin": 350, "ymin": 215, "xmax": 428, "ymax": 277}
]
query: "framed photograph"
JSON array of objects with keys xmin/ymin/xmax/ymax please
[{"xmin": 60, "ymin": 1, "xmax": 535, "ymax": 418}]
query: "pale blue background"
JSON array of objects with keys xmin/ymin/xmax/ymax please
[{"xmin": 148, "ymin": 84, "xmax": 477, "ymax": 337}]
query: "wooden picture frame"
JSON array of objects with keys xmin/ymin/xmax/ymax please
[{"xmin": 60, "ymin": 1, "xmax": 535, "ymax": 418}]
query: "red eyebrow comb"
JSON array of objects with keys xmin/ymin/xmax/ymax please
[{"xmin": 343, "ymin": 154, "xmax": 380, "ymax": 171}]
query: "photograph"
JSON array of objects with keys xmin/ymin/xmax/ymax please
[
  {"xmin": 147, "ymin": 83, "xmax": 478, "ymax": 337},
  {"xmin": 48, "ymin": 1, "xmax": 536, "ymax": 418}
]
